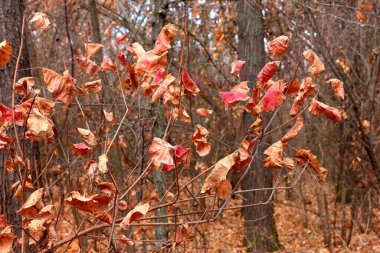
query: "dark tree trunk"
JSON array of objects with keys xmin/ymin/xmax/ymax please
[
  {"xmin": 0, "ymin": 0, "xmax": 31, "ymax": 241},
  {"xmin": 237, "ymin": 1, "xmax": 281, "ymax": 251}
]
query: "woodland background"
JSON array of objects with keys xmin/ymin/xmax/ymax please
[{"xmin": 0, "ymin": 0, "xmax": 379, "ymax": 252}]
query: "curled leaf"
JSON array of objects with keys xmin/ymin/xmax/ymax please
[
  {"xmin": 148, "ymin": 138, "xmax": 175, "ymax": 168},
  {"xmin": 303, "ymin": 49, "xmax": 325, "ymax": 75},
  {"xmin": 85, "ymin": 43, "xmax": 103, "ymax": 59},
  {"xmin": 153, "ymin": 24, "xmax": 178, "ymax": 55},
  {"xmin": 289, "ymin": 77, "xmax": 316, "ymax": 117},
  {"xmin": 101, "ymin": 58, "xmax": 117, "ymax": 71},
  {"xmin": 76, "ymin": 128, "xmax": 98, "ymax": 146},
  {"xmin": 263, "ymin": 140, "xmax": 284, "ymax": 169},
  {"xmin": 191, "ymin": 125, "xmax": 211, "ymax": 157},
  {"xmin": 0, "ymin": 226, "xmax": 15, "ymax": 253},
  {"xmin": 281, "ymin": 116, "xmax": 304, "ymax": 143},
  {"xmin": 82, "ymin": 79, "xmax": 102, "ymax": 93},
  {"xmin": 77, "ymin": 56, "xmax": 100, "ymax": 75},
  {"xmin": 72, "ymin": 143, "xmax": 92, "ymax": 156},
  {"xmin": 98, "ymin": 154, "xmax": 108, "ymax": 173},
  {"xmin": 17, "ymin": 188, "xmax": 44, "ymax": 219},
  {"xmin": 267, "ymin": 35, "xmax": 289, "ymax": 57},
  {"xmin": 29, "ymin": 12, "xmax": 50, "ymax": 32},
  {"xmin": 196, "ymin": 108, "xmax": 213, "ymax": 117},
  {"xmin": 326, "ymin": 78, "xmax": 344, "ymax": 100},
  {"xmin": 65, "ymin": 191, "xmax": 113, "ymax": 214},
  {"xmin": 182, "ymin": 68, "xmax": 200, "ymax": 94},
  {"xmin": 308, "ymin": 98, "xmax": 342, "ymax": 122},
  {"xmin": 0, "ymin": 40, "xmax": 13, "ymax": 67},
  {"xmin": 296, "ymin": 149, "xmax": 328, "ymax": 184},
  {"xmin": 257, "ymin": 61, "xmax": 281, "ymax": 84},
  {"xmin": 219, "ymin": 81, "xmax": 250, "ymax": 109},
  {"xmin": 120, "ymin": 203, "xmax": 150, "ymax": 229},
  {"xmin": 231, "ymin": 60, "xmax": 246, "ymax": 76}
]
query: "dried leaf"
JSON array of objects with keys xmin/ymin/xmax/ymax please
[
  {"xmin": 29, "ymin": 12, "xmax": 50, "ymax": 32},
  {"xmin": 231, "ymin": 60, "xmax": 245, "ymax": 76},
  {"xmin": 249, "ymin": 116, "xmax": 263, "ymax": 137},
  {"xmin": 263, "ymin": 140, "xmax": 284, "ymax": 169},
  {"xmin": 296, "ymin": 149, "xmax": 328, "ymax": 184},
  {"xmin": 267, "ymin": 35, "xmax": 289, "ymax": 57},
  {"xmin": 260, "ymin": 82, "xmax": 286, "ymax": 112},
  {"xmin": 325, "ymin": 78, "xmax": 344, "ymax": 100},
  {"xmin": 161, "ymin": 145, "xmax": 191, "ymax": 172},
  {"xmin": 120, "ymin": 203, "xmax": 150, "ymax": 229},
  {"xmin": 153, "ymin": 24, "xmax": 178, "ymax": 55},
  {"xmin": 17, "ymin": 188, "xmax": 44, "ymax": 219},
  {"xmin": 196, "ymin": 108, "xmax": 213, "ymax": 117},
  {"xmin": 0, "ymin": 226, "xmax": 15, "ymax": 253},
  {"xmin": 26, "ymin": 109, "xmax": 56, "ymax": 143},
  {"xmin": 13, "ymin": 77, "xmax": 35, "ymax": 99},
  {"xmin": 151, "ymin": 74, "xmax": 175, "ymax": 103},
  {"xmin": 191, "ymin": 125, "xmax": 211, "ymax": 157},
  {"xmin": 77, "ymin": 56, "xmax": 100, "ymax": 75},
  {"xmin": 0, "ymin": 40, "xmax": 13, "ymax": 67},
  {"xmin": 285, "ymin": 79, "xmax": 300, "ymax": 96},
  {"xmin": 82, "ymin": 79, "xmax": 102, "ymax": 93},
  {"xmin": 216, "ymin": 179, "xmax": 232, "ymax": 200},
  {"xmin": 309, "ymin": 98, "xmax": 342, "ymax": 122},
  {"xmin": 182, "ymin": 68, "xmax": 200, "ymax": 94},
  {"xmin": 219, "ymin": 81, "xmax": 250, "ymax": 109},
  {"xmin": 148, "ymin": 138, "xmax": 175, "ymax": 168},
  {"xmin": 289, "ymin": 77, "xmax": 316, "ymax": 116},
  {"xmin": 303, "ymin": 49, "xmax": 325, "ymax": 75},
  {"xmin": 119, "ymin": 235, "xmax": 134, "ymax": 246},
  {"xmin": 201, "ymin": 152, "xmax": 238, "ymax": 195},
  {"xmin": 356, "ymin": 10, "xmax": 367, "ymax": 22},
  {"xmin": 281, "ymin": 116, "xmax": 304, "ymax": 143},
  {"xmin": 65, "ymin": 191, "xmax": 113, "ymax": 214},
  {"xmin": 76, "ymin": 128, "xmax": 98, "ymax": 146},
  {"xmin": 42, "ymin": 68, "xmax": 84, "ymax": 105},
  {"xmin": 96, "ymin": 212, "xmax": 112, "ymax": 224},
  {"xmin": 85, "ymin": 43, "xmax": 103, "ymax": 59},
  {"xmin": 101, "ymin": 58, "xmax": 117, "ymax": 71},
  {"xmin": 98, "ymin": 154, "xmax": 108, "ymax": 173}
]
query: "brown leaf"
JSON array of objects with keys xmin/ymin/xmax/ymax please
[
  {"xmin": 174, "ymin": 222, "xmax": 189, "ymax": 243},
  {"xmin": 77, "ymin": 56, "xmax": 101, "ymax": 75},
  {"xmin": 26, "ymin": 109, "xmax": 56, "ymax": 143},
  {"xmin": 65, "ymin": 191, "xmax": 113, "ymax": 214},
  {"xmin": 267, "ymin": 35, "xmax": 289, "ymax": 57},
  {"xmin": 0, "ymin": 226, "xmax": 15, "ymax": 253},
  {"xmin": 151, "ymin": 74, "xmax": 175, "ymax": 103},
  {"xmin": 96, "ymin": 212, "xmax": 112, "ymax": 224},
  {"xmin": 148, "ymin": 138, "xmax": 175, "ymax": 168},
  {"xmin": 326, "ymin": 78, "xmax": 344, "ymax": 100},
  {"xmin": 81, "ymin": 79, "xmax": 102, "ymax": 93},
  {"xmin": 0, "ymin": 40, "xmax": 13, "ymax": 67},
  {"xmin": 42, "ymin": 68, "xmax": 84, "ymax": 105},
  {"xmin": 29, "ymin": 12, "xmax": 50, "ymax": 32},
  {"xmin": 249, "ymin": 117, "xmax": 263, "ymax": 137},
  {"xmin": 283, "ymin": 157, "xmax": 295, "ymax": 171},
  {"xmin": 101, "ymin": 58, "xmax": 117, "ymax": 71},
  {"xmin": 85, "ymin": 43, "xmax": 103, "ymax": 59},
  {"xmin": 289, "ymin": 77, "xmax": 316, "ymax": 116},
  {"xmin": 216, "ymin": 179, "xmax": 232, "ymax": 200},
  {"xmin": 76, "ymin": 128, "xmax": 98, "ymax": 146},
  {"xmin": 119, "ymin": 235, "xmax": 134, "ymax": 246},
  {"xmin": 171, "ymin": 107, "xmax": 191, "ymax": 123},
  {"xmin": 153, "ymin": 24, "xmax": 178, "ymax": 55},
  {"xmin": 191, "ymin": 125, "xmax": 211, "ymax": 157},
  {"xmin": 281, "ymin": 116, "xmax": 304, "ymax": 143},
  {"xmin": 309, "ymin": 98, "xmax": 342, "ymax": 122},
  {"xmin": 295, "ymin": 149, "xmax": 328, "ymax": 184},
  {"xmin": 27, "ymin": 205, "xmax": 54, "ymax": 245},
  {"xmin": 13, "ymin": 77, "xmax": 36, "ymax": 99},
  {"xmin": 201, "ymin": 152, "xmax": 238, "ymax": 195},
  {"xmin": 98, "ymin": 154, "xmax": 108, "ymax": 173},
  {"xmin": 263, "ymin": 140, "xmax": 284, "ymax": 169},
  {"xmin": 103, "ymin": 110, "xmax": 116, "ymax": 124},
  {"xmin": 285, "ymin": 79, "xmax": 300, "ymax": 96},
  {"xmin": 17, "ymin": 188, "xmax": 44, "ymax": 219},
  {"xmin": 120, "ymin": 203, "xmax": 150, "ymax": 229},
  {"xmin": 303, "ymin": 49, "xmax": 325, "ymax": 75}
]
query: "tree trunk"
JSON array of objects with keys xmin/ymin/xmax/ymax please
[
  {"xmin": 0, "ymin": 0, "xmax": 31, "ymax": 241},
  {"xmin": 237, "ymin": 1, "xmax": 281, "ymax": 251}
]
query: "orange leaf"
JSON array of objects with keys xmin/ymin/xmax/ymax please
[
  {"xmin": 153, "ymin": 24, "xmax": 178, "ymax": 55},
  {"xmin": 77, "ymin": 56, "xmax": 101, "ymax": 75},
  {"xmin": 219, "ymin": 81, "xmax": 250, "ymax": 109},
  {"xmin": 148, "ymin": 138, "xmax": 175, "ymax": 168},
  {"xmin": 309, "ymin": 98, "xmax": 342, "ymax": 122},
  {"xmin": 284, "ymin": 79, "xmax": 300, "ymax": 96},
  {"xmin": 182, "ymin": 68, "xmax": 200, "ymax": 94},
  {"xmin": 289, "ymin": 77, "xmax": 316, "ymax": 116},
  {"xmin": 267, "ymin": 35, "xmax": 289, "ymax": 57},
  {"xmin": 296, "ymin": 149, "xmax": 328, "ymax": 184},
  {"xmin": 17, "ymin": 188, "xmax": 44, "ymax": 219},
  {"xmin": 326, "ymin": 78, "xmax": 344, "ymax": 99},
  {"xmin": 281, "ymin": 116, "xmax": 304, "ymax": 143},
  {"xmin": 82, "ymin": 79, "xmax": 102, "ymax": 93},
  {"xmin": 0, "ymin": 40, "xmax": 13, "ymax": 67},
  {"xmin": 0, "ymin": 226, "xmax": 15, "ymax": 253},
  {"xmin": 13, "ymin": 77, "xmax": 36, "ymax": 99},
  {"xmin": 151, "ymin": 74, "xmax": 175, "ymax": 103},
  {"xmin": 191, "ymin": 125, "xmax": 211, "ymax": 157},
  {"xmin": 65, "ymin": 191, "xmax": 113, "ymax": 214},
  {"xmin": 263, "ymin": 140, "xmax": 284, "ymax": 169},
  {"xmin": 120, "ymin": 203, "xmax": 150, "ymax": 229},
  {"xmin": 356, "ymin": 10, "xmax": 367, "ymax": 22},
  {"xmin": 196, "ymin": 108, "xmax": 213, "ymax": 117},
  {"xmin": 303, "ymin": 49, "xmax": 325, "ymax": 75},
  {"xmin": 101, "ymin": 58, "xmax": 117, "ymax": 71},
  {"xmin": 85, "ymin": 43, "xmax": 103, "ymax": 59},
  {"xmin": 76, "ymin": 128, "xmax": 98, "ymax": 146}
]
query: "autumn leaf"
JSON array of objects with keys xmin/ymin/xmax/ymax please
[
  {"xmin": 356, "ymin": 10, "xmax": 367, "ymax": 22},
  {"xmin": 281, "ymin": 116, "xmax": 304, "ymax": 143},
  {"xmin": 325, "ymin": 78, "xmax": 344, "ymax": 100},
  {"xmin": 216, "ymin": 179, "xmax": 232, "ymax": 200},
  {"xmin": 284, "ymin": 79, "xmax": 300, "ymax": 96},
  {"xmin": 219, "ymin": 81, "xmax": 250, "ymax": 109},
  {"xmin": 289, "ymin": 77, "xmax": 316, "ymax": 117},
  {"xmin": 0, "ymin": 40, "xmax": 13, "ymax": 67},
  {"xmin": 81, "ymin": 79, "xmax": 102, "ymax": 93},
  {"xmin": 98, "ymin": 154, "xmax": 108, "ymax": 173},
  {"xmin": 85, "ymin": 43, "xmax": 103, "ymax": 59},
  {"xmin": 148, "ymin": 138, "xmax": 175, "ymax": 168},
  {"xmin": 26, "ymin": 108, "xmax": 56, "ymax": 143},
  {"xmin": 303, "ymin": 49, "xmax": 325, "ymax": 75},
  {"xmin": 76, "ymin": 128, "xmax": 98, "ymax": 146},
  {"xmin": 249, "ymin": 117, "xmax": 263, "ymax": 137},
  {"xmin": 191, "ymin": 125, "xmax": 211, "ymax": 157},
  {"xmin": 182, "ymin": 68, "xmax": 200, "ymax": 94},
  {"xmin": 72, "ymin": 143, "xmax": 92, "ymax": 156},
  {"xmin": 308, "ymin": 98, "xmax": 342, "ymax": 122},
  {"xmin": 260, "ymin": 82, "xmax": 286, "ymax": 112},
  {"xmin": 13, "ymin": 77, "xmax": 36, "ymax": 99},
  {"xmin": 17, "ymin": 188, "xmax": 44, "ymax": 219},
  {"xmin": 174, "ymin": 222, "xmax": 189, "ymax": 243},
  {"xmin": 232, "ymin": 136, "xmax": 256, "ymax": 171},
  {"xmin": 29, "ymin": 12, "xmax": 50, "ymax": 32},
  {"xmin": 201, "ymin": 152, "xmax": 238, "ymax": 196},
  {"xmin": 246, "ymin": 88, "xmax": 261, "ymax": 115},
  {"xmin": 103, "ymin": 110, "xmax": 116, "ymax": 124},
  {"xmin": 0, "ymin": 226, "xmax": 15, "ymax": 253},
  {"xmin": 27, "ymin": 205, "xmax": 54, "ymax": 245},
  {"xmin": 231, "ymin": 60, "xmax": 246, "ymax": 76},
  {"xmin": 196, "ymin": 108, "xmax": 213, "ymax": 117},
  {"xmin": 263, "ymin": 140, "xmax": 284, "ymax": 169},
  {"xmin": 120, "ymin": 203, "xmax": 150, "ymax": 229},
  {"xmin": 101, "ymin": 58, "xmax": 117, "ymax": 71},
  {"xmin": 283, "ymin": 157, "xmax": 295, "ymax": 171},
  {"xmin": 151, "ymin": 74, "xmax": 175, "ymax": 103},
  {"xmin": 257, "ymin": 61, "xmax": 281, "ymax": 85},
  {"xmin": 0, "ymin": 103, "xmax": 13, "ymax": 124},
  {"xmin": 153, "ymin": 24, "xmax": 178, "ymax": 55},
  {"xmin": 161, "ymin": 145, "xmax": 191, "ymax": 172},
  {"xmin": 65, "ymin": 191, "xmax": 113, "ymax": 214},
  {"xmin": 77, "ymin": 56, "xmax": 101, "ymax": 75},
  {"xmin": 96, "ymin": 212, "xmax": 112, "ymax": 224},
  {"xmin": 119, "ymin": 235, "xmax": 134, "ymax": 246},
  {"xmin": 295, "ymin": 149, "xmax": 328, "ymax": 184},
  {"xmin": 267, "ymin": 35, "xmax": 289, "ymax": 57},
  {"xmin": 171, "ymin": 107, "xmax": 191, "ymax": 123},
  {"xmin": 42, "ymin": 68, "xmax": 84, "ymax": 105}
]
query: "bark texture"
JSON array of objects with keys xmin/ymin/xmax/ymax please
[{"xmin": 237, "ymin": 0, "xmax": 281, "ymax": 251}]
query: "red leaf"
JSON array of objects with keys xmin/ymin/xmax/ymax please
[
  {"xmin": 260, "ymin": 82, "xmax": 286, "ymax": 112},
  {"xmin": 182, "ymin": 68, "xmax": 200, "ymax": 94},
  {"xmin": 101, "ymin": 58, "xmax": 117, "ymax": 71},
  {"xmin": 230, "ymin": 60, "xmax": 246, "ymax": 76},
  {"xmin": 257, "ymin": 61, "xmax": 281, "ymax": 84},
  {"xmin": 0, "ymin": 103, "xmax": 13, "ymax": 124},
  {"xmin": 72, "ymin": 143, "xmax": 92, "ymax": 156},
  {"xmin": 118, "ymin": 52, "xmax": 127, "ymax": 66},
  {"xmin": 219, "ymin": 82, "xmax": 250, "ymax": 110}
]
